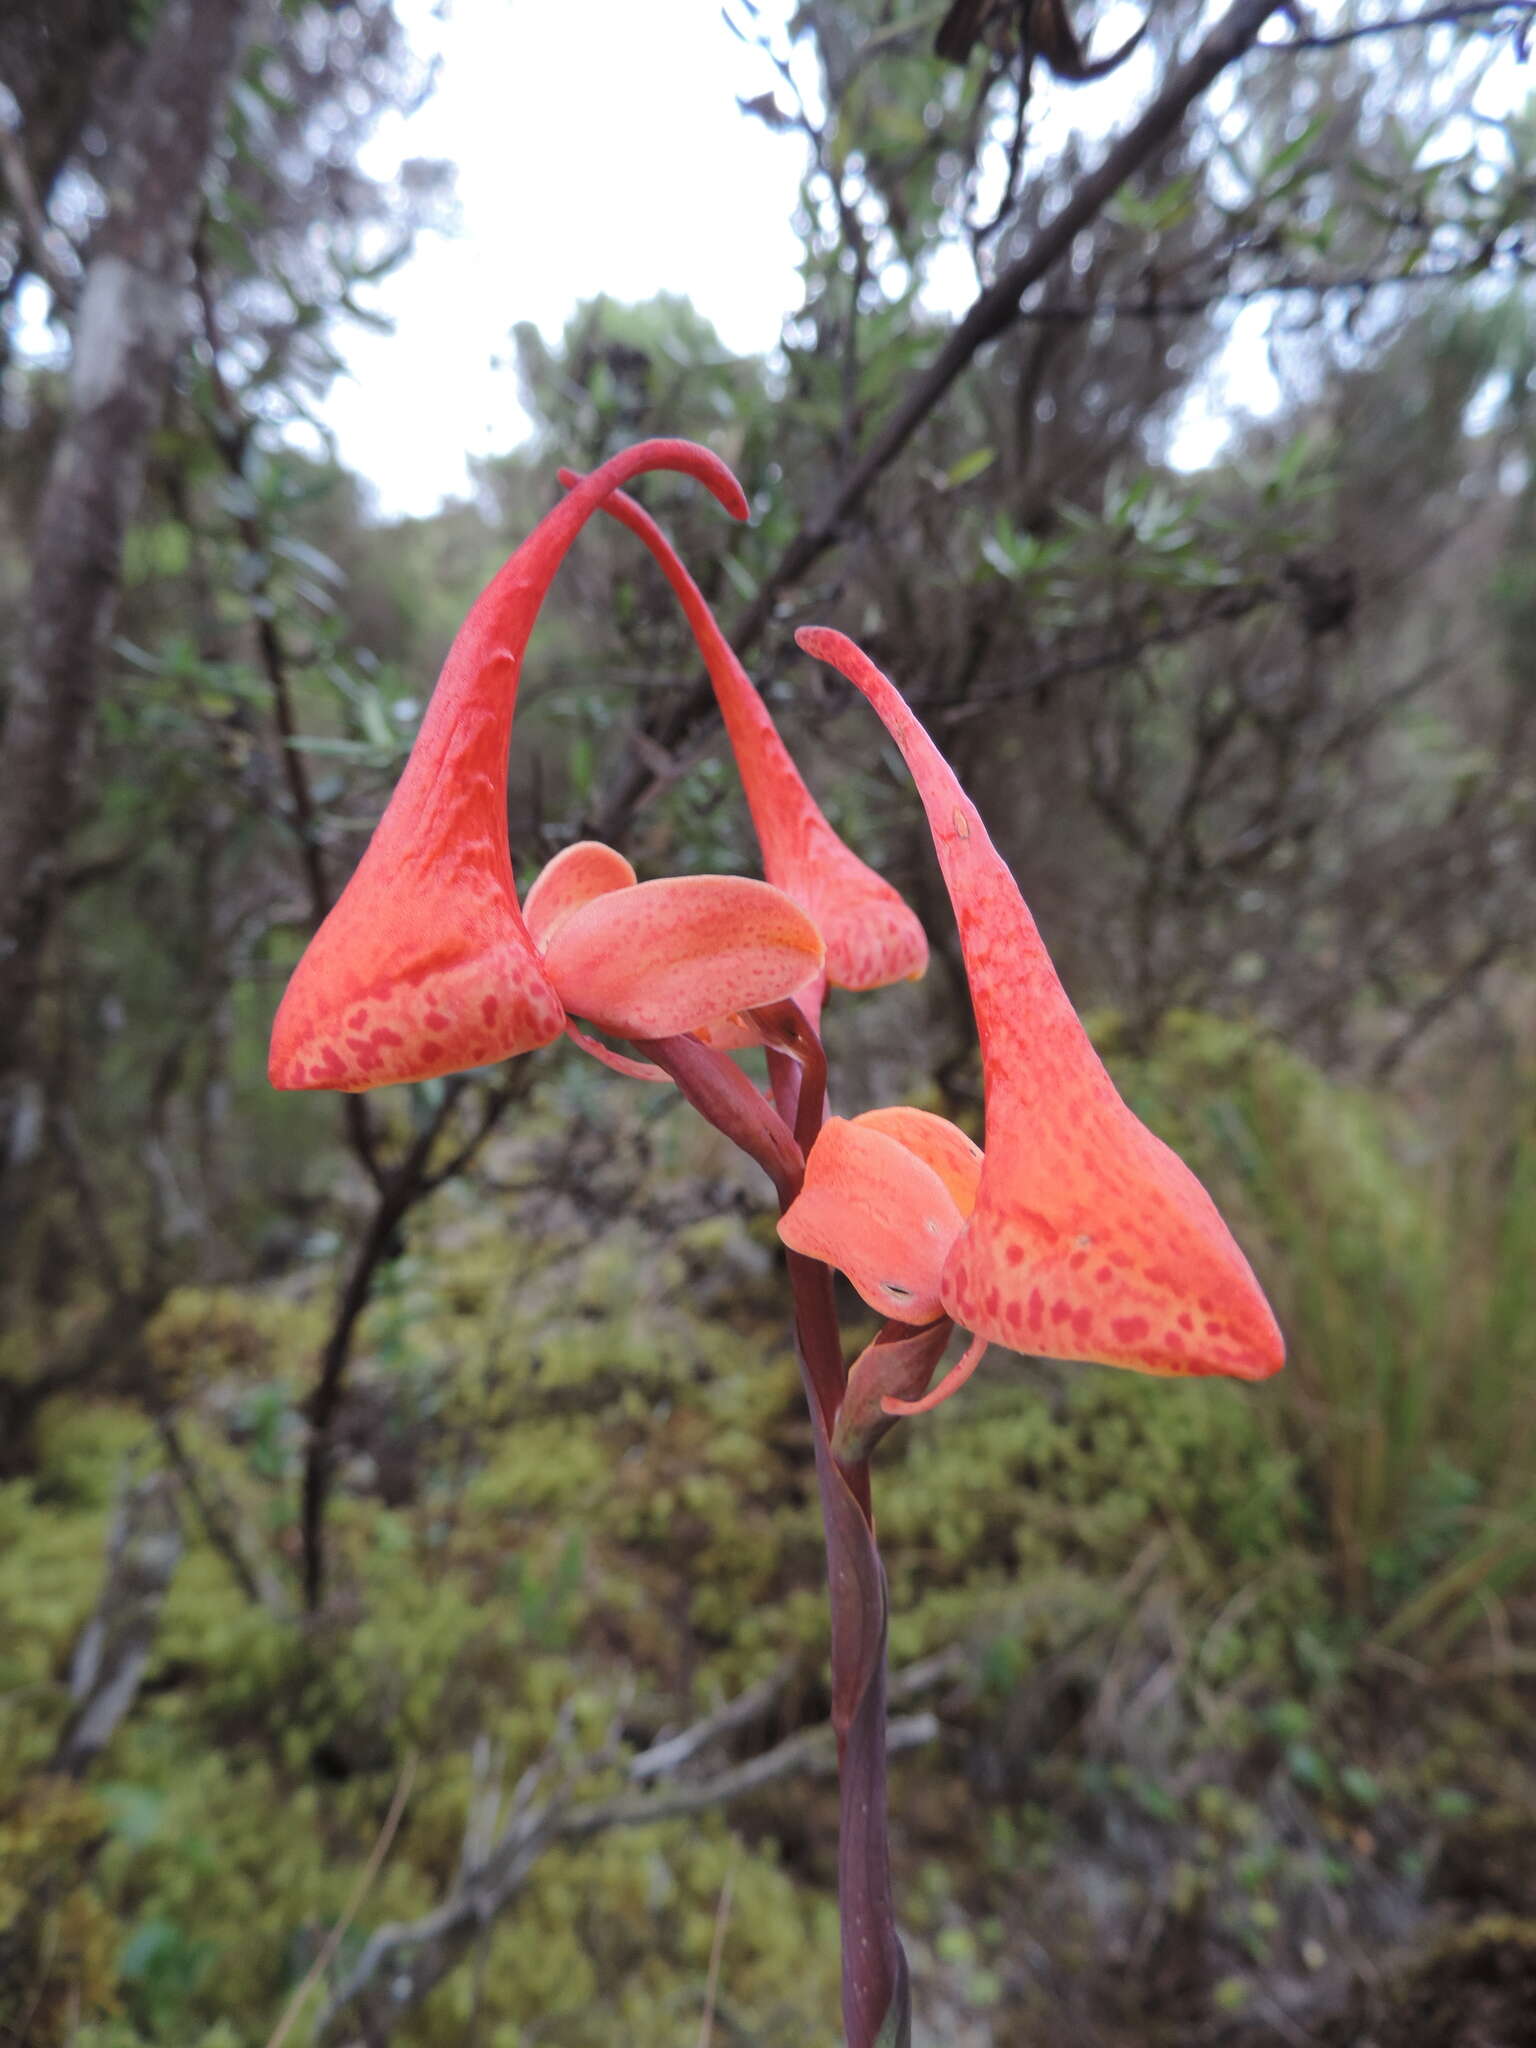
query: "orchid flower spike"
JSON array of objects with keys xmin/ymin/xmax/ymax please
[
  {"xmin": 561, "ymin": 470, "xmax": 928, "ymax": 1006},
  {"xmin": 783, "ymin": 627, "xmax": 1284, "ymax": 1414},
  {"xmin": 268, "ymin": 441, "xmax": 822, "ymax": 1093}
]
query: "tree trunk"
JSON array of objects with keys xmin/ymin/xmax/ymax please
[{"xmin": 0, "ymin": 0, "xmax": 252, "ymax": 1159}]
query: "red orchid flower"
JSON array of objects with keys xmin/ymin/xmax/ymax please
[
  {"xmin": 783, "ymin": 627, "xmax": 1285, "ymax": 1422},
  {"xmin": 268, "ymin": 441, "xmax": 823, "ymax": 1094},
  {"xmin": 561, "ymin": 469, "xmax": 929, "ymax": 1028}
]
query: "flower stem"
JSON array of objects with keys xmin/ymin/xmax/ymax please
[
  {"xmin": 786, "ymin": 1251, "xmax": 909, "ymax": 2048},
  {"xmin": 640, "ymin": 1029, "xmax": 910, "ymax": 2046}
]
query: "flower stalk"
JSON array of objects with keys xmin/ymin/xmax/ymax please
[
  {"xmin": 269, "ymin": 439, "xmax": 1283, "ymax": 2044},
  {"xmin": 643, "ymin": 1023, "xmax": 910, "ymax": 2047}
]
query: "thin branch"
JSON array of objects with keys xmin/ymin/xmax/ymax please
[
  {"xmin": 628, "ymin": 1666, "xmax": 790, "ymax": 1782},
  {"xmin": 1015, "ymin": 246, "xmax": 1532, "ymax": 324},
  {"xmin": 0, "ymin": 118, "xmax": 76, "ymax": 305},
  {"xmin": 192, "ymin": 236, "xmax": 386, "ymax": 1193},
  {"xmin": 154, "ymin": 1412, "xmax": 288, "ymax": 1612},
  {"xmin": 50, "ymin": 1470, "xmax": 183, "ymax": 1777},
  {"xmin": 265, "ymin": 1753, "xmax": 418, "ymax": 2048},
  {"xmin": 593, "ymin": 0, "xmax": 1290, "ymax": 841},
  {"xmin": 313, "ymin": 1703, "xmax": 940, "ymax": 2042},
  {"xmin": 300, "ymin": 1078, "xmax": 465, "ymax": 1609},
  {"xmin": 937, "ymin": 581, "xmax": 1279, "ymax": 723},
  {"xmin": 420, "ymin": 1063, "xmax": 535, "ymax": 1195},
  {"xmin": 696, "ymin": 1851, "xmax": 737, "ymax": 2048},
  {"xmin": 1283, "ymin": 0, "xmax": 1535, "ymax": 48}
]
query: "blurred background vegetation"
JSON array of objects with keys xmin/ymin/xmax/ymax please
[{"xmin": 2, "ymin": 0, "xmax": 1535, "ymax": 2042}]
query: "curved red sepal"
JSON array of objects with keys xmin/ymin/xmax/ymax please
[
  {"xmin": 268, "ymin": 442, "xmax": 748, "ymax": 1091},
  {"xmin": 796, "ymin": 627, "xmax": 1285, "ymax": 1384},
  {"xmin": 561, "ymin": 470, "xmax": 929, "ymax": 994}
]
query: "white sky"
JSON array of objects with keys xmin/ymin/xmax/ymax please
[
  {"xmin": 327, "ymin": 0, "xmax": 807, "ymax": 515},
  {"xmin": 7, "ymin": 0, "xmax": 1524, "ymax": 512},
  {"xmin": 294, "ymin": 0, "xmax": 1530, "ymax": 515}
]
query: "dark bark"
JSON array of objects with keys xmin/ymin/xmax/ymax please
[
  {"xmin": 0, "ymin": 0, "xmax": 141, "ymax": 294},
  {"xmin": 0, "ymin": 0, "xmax": 253, "ymax": 1152}
]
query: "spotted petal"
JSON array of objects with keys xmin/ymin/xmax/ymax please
[
  {"xmin": 268, "ymin": 441, "xmax": 748, "ymax": 1091},
  {"xmin": 543, "ymin": 875, "xmax": 826, "ymax": 1041},
  {"xmin": 523, "ymin": 840, "xmax": 638, "ymax": 952},
  {"xmin": 796, "ymin": 627, "xmax": 1284, "ymax": 1384},
  {"xmin": 778, "ymin": 1114, "xmax": 966, "ymax": 1326}
]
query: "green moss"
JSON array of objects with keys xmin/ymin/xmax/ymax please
[{"xmin": 5, "ymin": 1021, "xmax": 1535, "ymax": 2040}]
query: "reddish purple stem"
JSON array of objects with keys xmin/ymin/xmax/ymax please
[{"xmin": 640, "ymin": 1026, "xmax": 909, "ymax": 2046}]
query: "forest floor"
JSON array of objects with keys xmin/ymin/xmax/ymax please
[{"xmin": 3, "ymin": 1015, "xmax": 1534, "ymax": 2046}]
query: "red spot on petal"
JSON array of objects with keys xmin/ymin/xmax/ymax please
[
  {"xmin": 348, "ymin": 1010, "xmax": 367, "ymax": 1030},
  {"xmin": 425, "ymin": 1010, "xmax": 450, "ymax": 1031},
  {"xmin": 372, "ymin": 1027, "xmax": 403, "ymax": 1048},
  {"xmin": 1051, "ymin": 1298, "xmax": 1073, "ymax": 1326},
  {"xmin": 482, "ymin": 994, "xmax": 498, "ymax": 1024},
  {"xmin": 1110, "ymin": 1251, "xmax": 1133, "ymax": 1270},
  {"xmin": 1005, "ymin": 1299, "xmax": 1022, "ymax": 1327},
  {"xmin": 1071, "ymin": 1306, "xmax": 1093, "ymax": 1338},
  {"xmin": 1015, "ymin": 1207, "xmax": 1061, "ymax": 1246},
  {"xmin": 1112, "ymin": 1315, "xmax": 1150, "ymax": 1345},
  {"xmin": 1028, "ymin": 1288, "xmax": 1045, "ymax": 1331},
  {"xmin": 419, "ymin": 1040, "xmax": 444, "ymax": 1062},
  {"xmin": 1005, "ymin": 1243, "xmax": 1024, "ymax": 1267},
  {"xmin": 1096, "ymin": 1265, "xmax": 1113, "ymax": 1285},
  {"xmin": 1178, "ymin": 1312, "xmax": 1194, "ymax": 1332}
]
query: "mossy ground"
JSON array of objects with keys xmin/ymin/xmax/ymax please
[{"xmin": 2, "ymin": 1019, "xmax": 1532, "ymax": 2044}]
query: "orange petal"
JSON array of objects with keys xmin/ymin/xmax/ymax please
[
  {"xmin": 564, "ymin": 472, "xmax": 929, "ymax": 993},
  {"xmin": 543, "ymin": 875, "xmax": 825, "ymax": 1040},
  {"xmin": 563, "ymin": 1021, "xmax": 671, "ymax": 1083},
  {"xmin": 881, "ymin": 1330, "xmax": 990, "ymax": 1418},
  {"xmin": 852, "ymin": 1107, "xmax": 983, "ymax": 1219},
  {"xmin": 524, "ymin": 841, "xmax": 637, "ymax": 951},
  {"xmin": 777, "ymin": 1115, "xmax": 964, "ymax": 1325},
  {"xmin": 268, "ymin": 441, "xmax": 748, "ymax": 1092},
  {"xmin": 796, "ymin": 628, "xmax": 1285, "ymax": 1384}
]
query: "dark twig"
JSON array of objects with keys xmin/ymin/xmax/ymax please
[
  {"xmin": 299, "ymin": 1078, "xmax": 467, "ymax": 1609},
  {"xmin": 593, "ymin": 0, "xmax": 1289, "ymax": 843},
  {"xmin": 154, "ymin": 1412, "xmax": 288, "ymax": 1611},
  {"xmin": 0, "ymin": 118, "xmax": 75, "ymax": 305},
  {"xmin": 1284, "ymin": 0, "xmax": 1534, "ymax": 47},
  {"xmin": 1013, "ymin": 246, "xmax": 1533, "ymax": 325},
  {"xmin": 191, "ymin": 240, "xmax": 387, "ymax": 1195}
]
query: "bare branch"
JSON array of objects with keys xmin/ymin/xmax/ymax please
[
  {"xmin": 314, "ymin": 1700, "xmax": 942, "ymax": 2043},
  {"xmin": 1015, "ymin": 247, "xmax": 1533, "ymax": 325},
  {"xmin": 50, "ymin": 1469, "xmax": 183, "ymax": 1777},
  {"xmin": 0, "ymin": 115, "xmax": 76, "ymax": 304},
  {"xmin": 593, "ymin": 0, "xmax": 1289, "ymax": 842},
  {"xmin": 627, "ymin": 1666, "xmax": 790, "ymax": 1783},
  {"xmin": 1283, "ymin": 0, "xmax": 1534, "ymax": 49}
]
